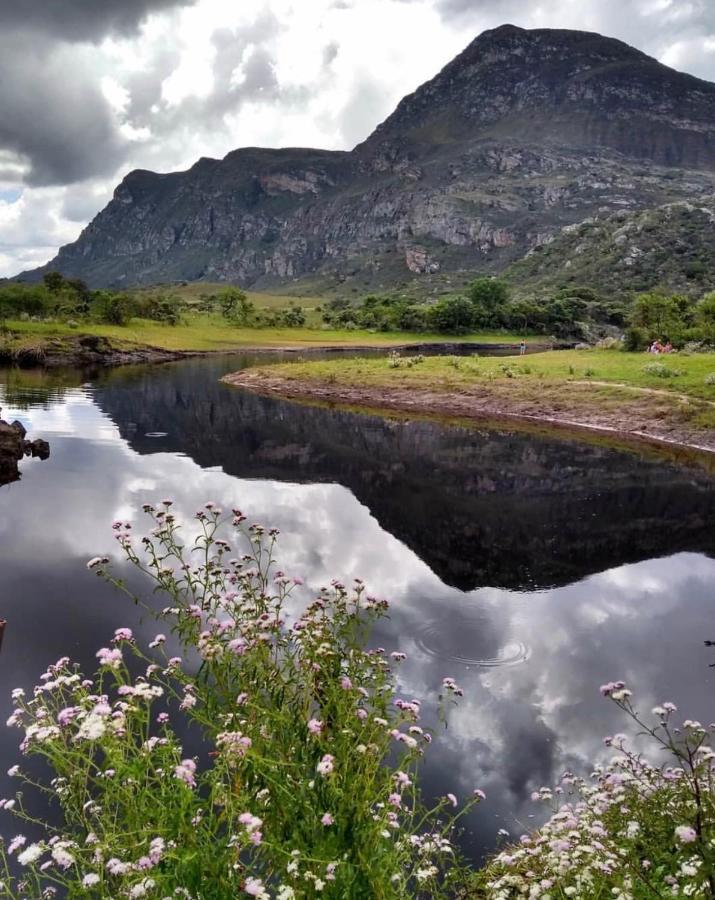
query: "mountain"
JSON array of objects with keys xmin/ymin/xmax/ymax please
[
  {"xmin": 19, "ymin": 25, "xmax": 715, "ymax": 292},
  {"xmin": 507, "ymin": 200, "xmax": 715, "ymax": 297}
]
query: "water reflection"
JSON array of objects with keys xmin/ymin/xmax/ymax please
[{"xmin": 0, "ymin": 356, "xmax": 714, "ymax": 862}]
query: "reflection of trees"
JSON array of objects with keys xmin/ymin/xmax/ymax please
[
  {"xmin": 0, "ymin": 366, "xmax": 84, "ymax": 411},
  {"xmin": 91, "ymin": 359, "xmax": 715, "ymax": 591}
]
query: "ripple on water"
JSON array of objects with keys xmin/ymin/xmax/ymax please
[
  {"xmin": 144, "ymin": 432, "xmax": 168, "ymax": 438},
  {"xmin": 414, "ymin": 608, "xmax": 530, "ymax": 668}
]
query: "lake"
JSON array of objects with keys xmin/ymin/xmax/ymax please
[{"xmin": 1, "ymin": 353, "xmax": 715, "ymax": 862}]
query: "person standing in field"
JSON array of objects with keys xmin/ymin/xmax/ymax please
[{"xmin": 519, "ymin": 339, "xmax": 526, "ymax": 356}]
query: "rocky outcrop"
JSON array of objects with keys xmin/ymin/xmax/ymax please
[
  {"xmin": 0, "ymin": 414, "xmax": 50, "ymax": 486},
  {"xmin": 18, "ymin": 25, "xmax": 715, "ymax": 291}
]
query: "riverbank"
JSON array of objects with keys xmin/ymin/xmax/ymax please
[
  {"xmin": 223, "ymin": 350, "xmax": 715, "ymax": 453},
  {"xmin": 0, "ymin": 319, "xmax": 534, "ymax": 368}
]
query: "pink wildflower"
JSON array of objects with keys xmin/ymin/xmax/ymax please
[{"xmin": 174, "ymin": 759, "xmax": 197, "ymax": 788}]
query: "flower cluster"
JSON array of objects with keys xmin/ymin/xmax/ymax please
[
  {"xmin": 0, "ymin": 501, "xmax": 479, "ymax": 898},
  {"xmin": 481, "ymin": 685, "xmax": 715, "ymax": 899}
]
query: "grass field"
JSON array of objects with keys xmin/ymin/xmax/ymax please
[
  {"xmin": 0, "ymin": 316, "xmax": 526, "ymax": 355},
  {"xmin": 229, "ymin": 349, "xmax": 715, "ymax": 443},
  {"xmin": 252, "ymin": 348, "xmax": 715, "ymax": 400}
]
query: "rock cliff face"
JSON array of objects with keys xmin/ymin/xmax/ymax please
[{"xmin": 21, "ymin": 25, "xmax": 715, "ymax": 290}]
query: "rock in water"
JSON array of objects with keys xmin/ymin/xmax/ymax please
[{"xmin": 0, "ymin": 415, "xmax": 50, "ymax": 486}]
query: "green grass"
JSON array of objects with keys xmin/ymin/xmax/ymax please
[
  {"xmin": 235, "ymin": 349, "xmax": 715, "ymax": 437},
  {"xmin": 255, "ymin": 348, "xmax": 715, "ymax": 398},
  {"xmin": 0, "ymin": 316, "xmax": 526, "ymax": 354}
]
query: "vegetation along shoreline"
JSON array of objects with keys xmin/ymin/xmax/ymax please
[{"xmin": 223, "ymin": 350, "xmax": 715, "ymax": 456}]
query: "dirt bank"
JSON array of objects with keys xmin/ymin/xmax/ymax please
[{"xmin": 224, "ymin": 369, "xmax": 715, "ymax": 455}]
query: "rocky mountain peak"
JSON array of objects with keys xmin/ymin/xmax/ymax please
[
  {"xmin": 18, "ymin": 26, "xmax": 715, "ymax": 291},
  {"xmin": 359, "ymin": 24, "xmax": 715, "ymax": 166}
]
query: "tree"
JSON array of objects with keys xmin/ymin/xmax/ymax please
[
  {"xmin": 430, "ymin": 295, "xmax": 475, "ymax": 334},
  {"xmin": 467, "ymin": 277, "xmax": 509, "ymax": 325},
  {"xmin": 220, "ymin": 288, "xmax": 254, "ymax": 325},
  {"xmin": 696, "ymin": 291, "xmax": 715, "ymax": 329},
  {"xmin": 630, "ymin": 292, "xmax": 685, "ymax": 338},
  {"xmin": 43, "ymin": 271, "xmax": 65, "ymax": 294}
]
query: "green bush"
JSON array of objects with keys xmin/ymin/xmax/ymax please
[{"xmin": 623, "ymin": 326, "xmax": 649, "ymax": 352}]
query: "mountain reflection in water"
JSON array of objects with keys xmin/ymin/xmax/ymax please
[{"xmin": 0, "ymin": 353, "xmax": 714, "ymax": 861}]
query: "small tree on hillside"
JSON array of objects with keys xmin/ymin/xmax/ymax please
[{"xmin": 42, "ymin": 271, "xmax": 65, "ymax": 294}]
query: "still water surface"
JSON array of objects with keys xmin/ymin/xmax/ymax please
[{"xmin": 1, "ymin": 353, "xmax": 715, "ymax": 860}]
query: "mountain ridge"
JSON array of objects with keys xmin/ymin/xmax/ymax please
[{"xmin": 18, "ymin": 24, "xmax": 715, "ymax": 291}]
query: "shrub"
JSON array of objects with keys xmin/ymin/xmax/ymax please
[
  {"xmin": 0, "ymin": 504, "xmax": 481, "ymax": 898},
  {"xmin": 704, "ymin": 373, "xmax": 715, "ymax": 385},
  {"xmin": 623, "ymin": 326, "xmax": 649, "ymax": 352},
  {"xmin": 643, "ymin": 362, "xmax": 680, "ymax": 378},
  {"xmin": 100, "ymin": 295, "xmax": 133, "ymax": 325}
]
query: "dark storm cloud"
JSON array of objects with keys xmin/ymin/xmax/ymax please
[
  {"xmin": 0, "ymin": 0, "xmax": 195, "ymax": 42},
  {"xmin": 0, "ymin": 0, "xmax": 195, "ymax": 186},
  {"xmin": 0, "ymin": 38, "xmax": 127, "ymax": 186}
]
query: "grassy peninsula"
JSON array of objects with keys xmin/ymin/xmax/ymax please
[{"xmin": 225, "ymin": 349, "xmax": 715, "ymax": 453}]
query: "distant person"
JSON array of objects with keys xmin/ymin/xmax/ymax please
[
  {"xmin": 664, "ymin": 341, "xmax": 673, "ymax": 353},
  {"xmin": 519, "ymin": 339, "xmax": 526, "ymax": 356}
]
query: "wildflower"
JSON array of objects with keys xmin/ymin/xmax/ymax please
[
  {"xmin": 82, "ymin": 874, "xmax": 100, "ymax": 887},
  {"xmin": 113, "ymin": 627, "xmax": 133, "ymax": 643},
  {"xmin": 307, "ymin": 718, "xmax": 323, "ymax": 735},
  {"xmin": 174, "ymin": 759, "xmax": 197, "ymax": 788},
  {"xmin": 340, "ymin": 675, "xmax": 353, "ymax": 690},
  {"xmin": 148, "ymin": 634, "xmax": 166, "ymax": 648},
  {"xmin": 395, "ymin": 771, "xmax": 412, "ymax": 788},
  {"xmin": 321, "ymin": 813, "xmax": 334, "ymax": 826},
  {"xmin": 51, "ymin": 844, "xmax": 75, "ymax": 869},
  {"xmin": 76, "ymin": 715, "xmax": 107, "ymax": 741},
  {"xmin": 8, "ymin": 836, "xmax": 26, "ymax": 855},
  {"xmin": 675, "ymin": 825, "xmax": 698, "ymax": 843},
  {"xmin": 244, "ymin": 877, "xmax": 269, "ymax": 898},
  {"xmin": 95, "ymin": 647, "xmax": 123, "ymax": 670},
  {"xmin": 7, "ymin": 765, "xmax": 19, "ymax": 777},
  {"xmin": 474, "ymin": 789, "xmax": 486, "ymax": 800},
  {"xmin": 17, "ymin": 843, "xmax": 45, "ymax": 866},
  {"xmin": 316, "ymin": 754, "xmax": 334, "ymax": 776},
  {"xmin": 446, "ymin": 792, "xmax": 458, "ymax": 807}
]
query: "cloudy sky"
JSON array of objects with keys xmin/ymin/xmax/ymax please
[{"xmin": 1, "ymin": 0, "xmax": 714, "ymax": 277}]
